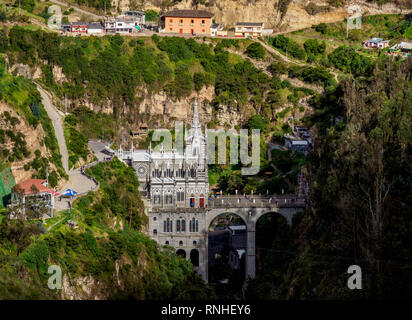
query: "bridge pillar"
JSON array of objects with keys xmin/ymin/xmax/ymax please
[{"xmin": 245, "ymin": 228, "xmax": 256, "ymax": 280}]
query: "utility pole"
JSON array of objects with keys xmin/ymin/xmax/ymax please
[{"xmin": 346, "ymin": 19, "xmax": 348, "ymax": 39}]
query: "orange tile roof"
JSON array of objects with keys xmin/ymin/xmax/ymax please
[{"xmin": 15, "ymin": 179, "xmax": 54, "ymax": 195}]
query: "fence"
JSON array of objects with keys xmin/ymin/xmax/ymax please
[{"xmin": 76, "ymin": 160, "xmax": 101, "ymax": 197}]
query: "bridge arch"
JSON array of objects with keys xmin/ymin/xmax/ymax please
[
  {"xmin": 254, "ymin": 211, "xmax": 292, "ymax": 279},
  {"xmin": 207, "ymin": 211, "xmax": 248, "ymax": 285},
  {"xmin": 204, "ymin": 207, "xmax": 302, "ymax": 283},
  {"xmin": 176, "ymin": 249, "xmax": 186, "ymax": 259}
]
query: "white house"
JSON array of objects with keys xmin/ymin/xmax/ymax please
[
  {"xmin": 210, "ymin": 23, "xmax": 223, "ymax": 37},
  {"xmin": 105, "ymin": 16, "xmax": 139, "ymax": 33},
  {"xmin": 363, "ymin": 38, "xmax": 390, "ymax": 49},
  {"xmin": 87, "ymin": 22, "xmax": 104, "ymax": 34},
  {"xmin": 235, "ymin": 22, "xmax": 264, "ymax": 38}
]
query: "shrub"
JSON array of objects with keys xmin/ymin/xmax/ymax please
[
  {"xmin": 245, "ymin": 42, "xmax": 266, "ymax": 60},
  {"xmin": 312, "ymin": 23, "xmax": 328, "ymax": 34}
]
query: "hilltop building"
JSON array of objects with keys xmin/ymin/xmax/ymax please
[
  {"xmin": 363, "ymin": 37, "xmax": 390, "ymax": 49},
  {"xmin": 160, "ymin": 9, "xmax": 213, "ymax": 35},
  {"xmin": 235, "ymin": 22, "xmax": 264, "ymax": 38},
  {"xmin": 71, "ymin": 21, "xmax": 89, "ymax": 33},
  {"xmin": 388, "ymin": 41, "xmax": 412, "ymax": 57}
]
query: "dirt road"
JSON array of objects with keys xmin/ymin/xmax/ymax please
[
  {"xmin": 37, "ymin": 85, "xmax": 69, "ymax": 174},
  {"xmin": 48, "ymin": 0, "xmax": 103, "ymax": 20}
]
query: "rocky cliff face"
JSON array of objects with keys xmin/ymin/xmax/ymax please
[
  {"xmin": 112, "ymin": 0, "xmax": 410, "ymax": 31},
  {"xmin": 0, "ymin": 103, "xmax": 58, "ymax": 184}
]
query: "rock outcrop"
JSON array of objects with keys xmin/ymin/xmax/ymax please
[
  {"xmin": 0, "ymin": 102, "xmax": 58, "ymax": 184},
  {"xmin": 110, "ymin": 0, "xmax": 411, "ymax": 32}
]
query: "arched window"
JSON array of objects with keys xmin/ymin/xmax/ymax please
[
  {"xmin": 177, "ymin": 191, "xmax": 185, "ymax": 202},
  {"xmin": 193, "ymin": 240, "xmax": 197, "ymax": 245},
  {"xmin": 166, "ymin": 218, "xmax": 170, "ymax": 232},
  {"xmin": 153, "ymin": 229, "xmax": 157, "ymax": 235},
  {"xmin": 181, "ymin": 220, "xmax": 186, "ymax": 232},
  {"xmin": 163, "ymin": 220, "xmax": 167, "ymax": 232},
  {"xmin": 153, "ymin": 194, "xmax": 161, "ymax": 205},
  {"xmin": 190, "ymin": 218, "xmax": 197, "ymax": 232},
  {"xmin": 179, "ymin": 240, "xmax": 183, "ymax": 246},
  {"xmin": 153, "ymin": 217, "xmax": 157, "ymax": 221},
  {"xmin": 165, "ymin": 241, "xmax": 169, "ymax": 245},
  {"xmin": 176, "ymin": 220, "xmax": 180, "ymax": 232}
]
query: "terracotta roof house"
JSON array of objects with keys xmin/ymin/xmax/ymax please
[{"xmin": 160, "ymin": 9, "xmax": 213, "ymax": 36}]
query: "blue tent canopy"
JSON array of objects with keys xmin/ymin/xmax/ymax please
[{"xmin": 62, "ymin": 189, "xmax": 77, "ymax": 196}]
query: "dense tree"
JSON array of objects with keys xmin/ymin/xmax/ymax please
[
  {"xmin": 247, "ymin": 56, "xmax": 412, "ymax": 299},
  {"xmin": 245, "ymin": 42, "xmax": 266, "ymax": 60},
  {"xmin": 303, "ymin": 39, "xmax": 326, "ymax": 55}
]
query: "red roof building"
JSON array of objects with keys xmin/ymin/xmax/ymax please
[
  {"xmin": 14, "ymin": 179, "xmax": 55, "ymax": 195},
  {"xmin": 11, "ymin": 179, "xmax": 55, "ymax": 218}
]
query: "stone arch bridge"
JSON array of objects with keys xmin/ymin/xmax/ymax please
[{"xmin": 149, "ymin": 195, "xmax": 306, "ymax": 282}]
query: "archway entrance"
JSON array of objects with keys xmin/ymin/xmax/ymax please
[
  {"xmin": 176, "ymin": 249, "xmax": 186, "ymax": 259},
  {"xmin": 208, "ymin": 212, "xmax": 247, "ymax": 299},
  {"xmin": 190, "ymin": 249, "xmax": 199, "ymax": 266}
]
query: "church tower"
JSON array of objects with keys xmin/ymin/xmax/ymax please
[{"xmin": 185, "ymin": 99, "xmax": 206, "ymax": 166}]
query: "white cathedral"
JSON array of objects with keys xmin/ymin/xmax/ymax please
[{"xmin": 117, "ymin": 100, "xmax": 209, "ymax": 278}]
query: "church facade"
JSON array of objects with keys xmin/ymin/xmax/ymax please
[{"xmin": 117, "ymin": 101, "xmax": 210, "ymax": 279}]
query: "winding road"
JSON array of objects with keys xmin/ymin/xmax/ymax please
[
  {"xmin": 37, "ymin": 85, "xmax": 101, "ymax": 210},
  {"xmin": 37, "ymin": 85, "xmax": 69, "ymax": 174}
]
